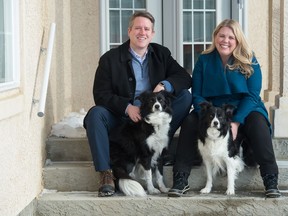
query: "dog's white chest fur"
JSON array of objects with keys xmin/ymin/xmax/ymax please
[
  {"xmin": 198, "ymin": 132, "xmax": 230, "ymax": 168},
  {"xmin": 145, "ymin": 112, "xmax": 171, "ymax": 166}
]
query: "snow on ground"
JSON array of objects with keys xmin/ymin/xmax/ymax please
[{"xmin": 50, "ymin": 108, "xmax": 87, "ymax": 138}]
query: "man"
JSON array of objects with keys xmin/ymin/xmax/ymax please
[{"xmin": 84, "ymin": 11, "xmax": 192, "ymax": 197}]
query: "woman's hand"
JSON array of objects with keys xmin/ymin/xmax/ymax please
[
  {"xmin": 230, "ymin": 122, "xmax": 240, "ymax": 140},
  {"xmin": 126, "ymin": 104, "xmax": 141, "ymax": 122}
]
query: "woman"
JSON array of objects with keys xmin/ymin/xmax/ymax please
[{"xmin": 168, "ymin": 19, "xmax": 281, "ymax": 198}]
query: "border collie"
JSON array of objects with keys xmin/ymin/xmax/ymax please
[
  {"xmin": 197, "ymin": 101, "xmax": 245, "ymax": 195},
  {"xmin": 109, "ymin": 91, "xmax": 173, "ymax": 196}
]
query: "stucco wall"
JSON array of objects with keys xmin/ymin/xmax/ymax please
[
  {"xmin": 247, "ymin": 0, "xmax": 269, "ymax": 96},
  {"xmin": 0, "ymin": 1, "xmax": 47, "ymax": 215},
  {"xmin": 0, "ymin": 0, "xmax": 277, "ymax": 214},
  {"xmin": 0, "ymin": 0, "xmax": 101, "ymax": 215}
]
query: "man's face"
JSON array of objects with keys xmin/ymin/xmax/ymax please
[{"xmin": 128, "ymin": 16, "xmax": 155, "ymax": 52}]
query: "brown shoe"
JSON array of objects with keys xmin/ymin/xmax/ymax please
[{"xmin": 98, "ymin": 170, "xmax": 115, "ymax": 197}]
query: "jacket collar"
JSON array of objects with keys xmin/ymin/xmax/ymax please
[{"xmin": 119, "ymin": 40, "xmax": 154, "ymax": 62}]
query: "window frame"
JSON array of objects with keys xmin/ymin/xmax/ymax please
[{"xmin": 0, "ymin": 0, "xmax": 20, "ymax": 92}]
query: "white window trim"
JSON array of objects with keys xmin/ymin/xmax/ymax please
[{"xmin": 0, "ymin": 0, "xmax": 20, "ymax": 92}]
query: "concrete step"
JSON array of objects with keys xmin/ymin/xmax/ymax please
[
  {"xmin": 37, "ymin": 191, "xmax": 288, "ymax": 216},
  {"xmin": 46, "ymin": 136, "xmax": 288, "ymax": 161},
  {"xmin": 43, "ymin": 161, "xmax": 288, "ymax": 192}
]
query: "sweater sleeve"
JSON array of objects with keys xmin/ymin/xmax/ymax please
[{"xmin": 232, "ymin": 57, "xmax": 263, "ymax": 124}]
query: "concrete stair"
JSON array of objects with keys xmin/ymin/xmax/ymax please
[{"xmin": 37, "ymin": 136, "xmax": 288, "ymax": 216}]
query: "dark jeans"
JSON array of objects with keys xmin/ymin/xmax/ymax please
[
  {"xmin": 84, "ymin": 89, "xmax": 192, "ymax": 171},
  {"xmin": 173, "ymin": 111, "xmax": 279, "ymax": 177}
]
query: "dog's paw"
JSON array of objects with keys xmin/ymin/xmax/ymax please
[
  {"xmin": 148, "ymin": 188, "xmax": 161, "ymax": 195},
  {"xmin": 200, "ymin": 187, "xmax": 211, "ymax": 194},
  {"xmin": 225, "ymin": 188, "xmax": 235, "ymax": 195},
  {"xmin": 159, "ymin": 186, "xmax": 169, "ymax": 193}
]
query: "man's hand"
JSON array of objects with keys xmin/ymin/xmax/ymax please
[
  {"xmin": 126, "ymin": 104, "xmax": 141, "ymax": 122},
  {"xmin": 153, "ymin": 83, "xmax": 165, "ymax": 92}
]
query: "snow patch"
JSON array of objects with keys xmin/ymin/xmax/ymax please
[{"xmin": 50, "ymin": 108, "xmax": 87, "ymax": 138}]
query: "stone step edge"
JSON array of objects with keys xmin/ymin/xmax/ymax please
[
  {"xmin": 44, "ymin": 160, "xmax": 288, "ymax": 168},
  {"xmin": 37, "ymin": 191, "xmax": 288, "ymax": 216}
]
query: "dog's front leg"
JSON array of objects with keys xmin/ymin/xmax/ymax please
[
  {"xmin": 225, "ymin": 159, "xmax": 236, "ymax": 195},
  {"xmin": 142, "ymin": 168, "xmax": 161, "ymax": 194},
  {"xmin": 200, "ymin": 160, "xmax": 213, "ymax": 194},
  {"xmin": 154, "ymin": 167, "xmax": 169, "ymax": 193}
]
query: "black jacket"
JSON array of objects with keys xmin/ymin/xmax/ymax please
[{"xmin": 93, "ymin": 40, "xmax": 192, "ymax": 117}]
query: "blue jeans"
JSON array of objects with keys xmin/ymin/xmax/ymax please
[{"xmin": 84, "ymin": 89, "xmax": 192, "ymax": 171}]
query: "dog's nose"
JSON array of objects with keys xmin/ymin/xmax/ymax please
[
  {"xmin": 213, "ymin": 121, "xmax": 218, "ymax": 127},
  {"xmin": 155, "ymin": 104, "xmax": 160, "ymax": 109}
]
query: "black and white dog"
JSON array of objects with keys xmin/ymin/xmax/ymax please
[
  {"xmin": 109, "ymin": 91, "xmax": 173, "ymax": 196},
  {"xmin": 197, "ymin": 101, "xmax": 245, "ymax": 195}
]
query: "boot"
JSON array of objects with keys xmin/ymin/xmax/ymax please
[
  {"xmin": 168, "ymin": 172, "xmax": 190, "ymax": 197},
  {"xmin": 98, "ymin": 170, "xmax": 115, "ymax": 197},
  {"xmin": 262, "ymin": 174, "xmax": 281, "ymax": 198}
]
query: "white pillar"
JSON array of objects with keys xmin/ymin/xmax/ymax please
[{"xmin": 273, "ymin": 0, "xmax": 288, "ymax": 138}]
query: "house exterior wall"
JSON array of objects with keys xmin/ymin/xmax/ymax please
[
  {"xmin": 1, "ymin": 0, "xmax": 286, "ymax": 215},
  {"xmin": 0, "ymin": 1, "xmax": 99, "ymax": 215}
]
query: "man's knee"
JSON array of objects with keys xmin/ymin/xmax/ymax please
[{"xmin": 84, "ymin": 106, "xmax": 108, "ymax": 128}]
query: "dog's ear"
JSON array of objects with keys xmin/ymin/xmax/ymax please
[
  {"xmin": 199, "ymin": 101, "xmax": 212, "ymax": 112},
  {"xmin": 136, "ymin": 91, "xmax": 151, "ymax": 103},
  {"xmin": 223, "ymin": 104, "xmax": 235, "ymax": 119}
]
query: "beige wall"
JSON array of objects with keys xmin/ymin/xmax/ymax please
[
  {"xmin": 0, "ymin": 0, "xmax": 280, "ymax": 214},
  {"xmin": 0, "ymin": 1, "xmax": 99, "ymax": 215},
  {"xmin": 247, "ymin": 0, "xmax": 269, "ymax": 96}
]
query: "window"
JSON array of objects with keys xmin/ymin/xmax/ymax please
[
  {"xmin": 100, "ymin": 0, "xmax": 162, "ymax": 54},
  {"xmin": 182, "ymin": 0, "xmax": 217, "ymax": 74},
  {"xmin": 164, "ymin": 0, "xmax": 245, "ymax": 74},
  {"xmin": 0, "ymin": 0, "xmax": 19, "ymax": 92},
  {"xmin": 109, "ymin": 0, "xmax": 146, "ymax": 49}
]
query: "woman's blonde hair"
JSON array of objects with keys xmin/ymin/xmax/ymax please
[{"xmin": 203, "ymin": 19, "xmax": 255, "ymax": 78}]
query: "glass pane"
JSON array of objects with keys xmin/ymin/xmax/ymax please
[
  {"xmin": 206, "ymin": 0, "xmax": 216, "ymax": 9},
  {"xmin": 0, "ymin": 0, "xmax": 5, "ymax": 82},
  {"xmin": 122, "ymin": 10, "xmax": 133, "ymax": 41},
  {"xmin": 110, "ymin": 10, "xmax": 120, "ymax": 43},
  {"xmin": 205, "ymin": 12, "xmax": 216, "ymax": 41},
  {"xmin": 194, "ymin": 44, "xmax": 204, "ymax": 65},
  {"xmin": 193, "ymin": 0, "xmax": 203, "ymax": 9},
  {"xmin": 183, "ymin": 0, "xmax": 192, "ymax": 9},
  {"xmin": 183, "ymin": 45, "xmax": 192, "ymax": 75},
  {"xmin": 193, "ymin": 12, "xmax": 204, "ymax": 42},
  {"xmin": 109, "ymin": 0, "xmax": 119, "ymax": 8},
  {"xmin": 183, "ymin": 12, "xmax": 192, "ymax": 42},
  {"xmin": 121, "ymin": 0, "xmax": 133, "ymax": 8},
  {"xmin": 134, "ymin": 0, "xmax": 146, "ymax": 8}
]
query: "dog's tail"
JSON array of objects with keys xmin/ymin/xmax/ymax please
[
  {"xmin": 118, "ymin": 179, "xmax": 147, "ymax": 197},
  {"xmin": 234, "ymin": 155, "xmax": 245, "ymax": 173}
]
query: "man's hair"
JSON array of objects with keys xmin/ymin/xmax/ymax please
[{"xmin": 128, "ymin": 11, "xmax": 155, "ymax": 31}]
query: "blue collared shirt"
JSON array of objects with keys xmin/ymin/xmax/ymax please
[{"xmin": 129, "ymin": 48, "xmax": 151, "ymax": 106}]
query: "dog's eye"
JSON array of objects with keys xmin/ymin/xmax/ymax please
[{"xmin": 157, "ymin": 97, "xmax": 163, "ymax": 102}]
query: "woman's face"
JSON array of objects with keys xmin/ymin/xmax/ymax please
[{"xmin": 215, "ymin": 26, "xmax": 237, "ymax": 61}]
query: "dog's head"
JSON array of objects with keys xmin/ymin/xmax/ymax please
[
  {"xmin": 199, "ymin": 101, "xmax": 235, "ymax": 138},
  {"xmin": 136, "ymin": 90, "xmax": 174, "ymax": 118}
]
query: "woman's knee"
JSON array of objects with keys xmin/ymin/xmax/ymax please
[{"xmin": 182, "ymin": 111, "xmax": 198, "ymax": 129}]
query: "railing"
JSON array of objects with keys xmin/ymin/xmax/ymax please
[{"xmin": 38, "ymin": 23, "xmax": 56, "ymax": 117}]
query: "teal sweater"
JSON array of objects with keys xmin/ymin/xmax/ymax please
[{"xmin": 192, "ymin": 50, "xmax": 269, "ymax": 126}]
